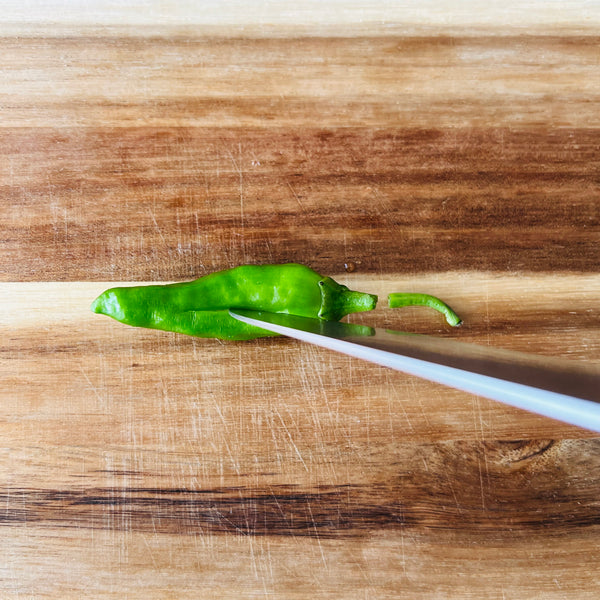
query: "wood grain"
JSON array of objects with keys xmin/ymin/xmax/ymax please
[
  {"xmin": 2, "ymin": 6, "xmax": 600, "ymax": 599},
  {"xmin": 2, "ymin": 126, "xmax": 599, "ymax": 281}
]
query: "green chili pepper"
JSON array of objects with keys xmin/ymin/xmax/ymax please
[
  {"xmin": 388, "ymin": 292, "xmax": 462, "ymax": 327},
  {"xmin": 91, "ymin": 263, "xmax": 378, "ymax": 341}
]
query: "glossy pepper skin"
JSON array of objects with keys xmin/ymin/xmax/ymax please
[{"xmin": 91, "ymin": 263, "xmax": 378, "ymax": 341}]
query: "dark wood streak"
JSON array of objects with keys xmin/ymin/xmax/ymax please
[
  {"xmin": 2, "ymin": 125, "xmax": 599, "ymax": 280},
  {"xmin": 2, "ymin": 440, "xmax": 599, "ymax": 538}
]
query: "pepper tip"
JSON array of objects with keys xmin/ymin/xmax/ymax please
[{"xmin": 90, "ymin": 295, "xmax": 104, "ymax": 314}]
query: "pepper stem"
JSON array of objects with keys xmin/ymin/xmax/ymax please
[
  {"xmin": 388, "ymin": 293, "xmax": 462, "ymax": 327},
  {"xmin": 338, "ymin": 289, "xmax": 378, "ymax": 315},
  {"xmin": 318, "ymin": 277, "xmax": 378, "ymax": 321}
]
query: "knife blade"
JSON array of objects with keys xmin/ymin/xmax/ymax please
[{"xmin": 229, "ymin": 309, "xmax": 600, "ymax": 432}]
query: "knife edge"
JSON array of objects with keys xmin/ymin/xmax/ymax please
[{"xmin": 229, "ymin": 309, "xmax": 600, "ymax": 432}]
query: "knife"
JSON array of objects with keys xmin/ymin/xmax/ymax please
[{"xmin": 229, "ymin": 309, "xmax": 600, "ymax": 432}]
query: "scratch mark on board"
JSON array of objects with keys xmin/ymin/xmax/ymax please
[
  {"xmin": 227, "ymin": 143, "xmax": 246, "ymax": 261},
  {"xmin": 275, "ymin": 410, "xmax": 309, "ymax": 472},
  {"xmin": 79, "ymin": 365, "xmax": 103, "ymax": 404},
  {"xmin": 147, "ymin": 207, "xmax": 168, "ymax": 250}
]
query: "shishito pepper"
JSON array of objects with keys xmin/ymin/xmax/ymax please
[
  {"xmin": 91, "ymin": 263, "xmax": 378, "ymax": 340},
  {"xmin": 92, "ymin": 263, "xmax": 462, "ymax": 341}
]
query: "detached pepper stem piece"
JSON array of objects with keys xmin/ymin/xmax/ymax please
[{"xmin": 388, "ymin": 293, "xmax": 462, "ymax": 327}]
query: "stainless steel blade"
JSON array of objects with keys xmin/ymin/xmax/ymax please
[{"xmin": 229, "ymin": 309, "xmax": 600, "ymax": 432}]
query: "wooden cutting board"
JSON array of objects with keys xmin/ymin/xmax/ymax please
[{"xmin": 1, "ymin": 3, "xmax": 600, "ymax": 598}]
